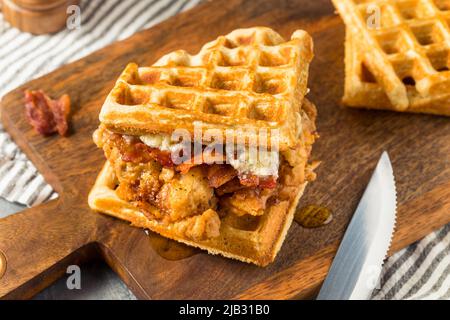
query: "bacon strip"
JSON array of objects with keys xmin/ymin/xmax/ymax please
[
  {"xmin": 175, "ymin": 153, "xmax": 202, "ymax": 174},
  {"xmin": 176, "ymin": 151, "xmax": 226, "ymax": 174},
  {"xmin": 24, "ymin": 90, "xmax": 70, "ymax": 136},
  {"xmin": 238, "ymin": 174, "xmax": 277, "ymax": 189},
  {"xmin": 207, "ymin": 165, "xmax": 237, "ymax": 188},
  {"xmin": 122, "ymin": 142, "xmax": 174, "ymax": 168},
  {"xmin": 108, "ymin": 130, "xmax": 279, "ymax": 190},
  {"xmin": 148, "ymin": 147, "xmax": 174, "ymax": 167},
  {"xmin": 215, "ymin": 178, "xmax": 247, "ymax": 195}
]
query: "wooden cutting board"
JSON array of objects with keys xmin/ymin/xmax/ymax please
[{"xmin": 0, "ymin": 0, "xmax": 449, "ymax": 300}]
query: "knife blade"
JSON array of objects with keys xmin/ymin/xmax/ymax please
[{"xmin": 317, "ymin": 151, "xmax": 397, "ymax": 300}]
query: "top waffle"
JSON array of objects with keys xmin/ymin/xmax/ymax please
[
  {"xmin": 332, "ymin": 0, "xmax": 450, "ymax": 111},
  {"xmin": 99, "ymin": 27, "xmax": 314, "ymax": 151}
]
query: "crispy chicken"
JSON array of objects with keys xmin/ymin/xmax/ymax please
[
  {"xmin": 156, "ymin": 166, "xmax": 217, "ymax": 222},
  {"xmin": 93, "ymin": 111, "xmax": 317, "ymax": 240}
]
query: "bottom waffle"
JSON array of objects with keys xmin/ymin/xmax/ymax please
[
  {"xmin": 89, "ymin": 160, "xmax": 308, "ymax": 267},
  {"xmin": 343, "ymin": 32, "xmax": 450, "ymax": 116}
]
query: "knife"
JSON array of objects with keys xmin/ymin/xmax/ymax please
[{"xmin": 317, "ymin": 151, "xmax": 397, "ymax": 300}]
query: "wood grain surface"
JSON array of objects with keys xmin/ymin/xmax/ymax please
[{"xmin": 0, "ymin": 0, "xmax": 449, "ymax": 300}]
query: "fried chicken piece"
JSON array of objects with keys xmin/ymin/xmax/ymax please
[
  {"xmin": 137, "ymin": 207, "xmax": 220, "ymax": 241},
  {"xmin": 166, "ymin": 209, "xmax": 220, "ymax": 241},
  {"xmin": 207, "ymin": 164, "xmax": 237, "ymax": 188},
  {"xmin": 220, "ymin": 187, "xmax": 276, "ymax": 216},
  {"xmin": 156, "ymin": 167, "xmax": 217, "ymax": 222},
  {"xmin": 105, "ymin": 145, "xmax": 162, "ymax": 209},
  {"xmin": 215, "ymin": 177, "xmax": 247, "ymax": 196},
  {"xmin": 183, "ymin": 209, "xmax": 221, "ymax": 240},
  {"xmin": 114, "ymin": 160, "xmax": 162, "ymax": 204}
]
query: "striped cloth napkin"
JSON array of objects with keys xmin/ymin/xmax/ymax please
[{"xmin": 0, "ymin": 0, "xmax": 448, "ymax": 300}]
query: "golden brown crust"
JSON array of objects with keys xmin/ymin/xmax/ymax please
[
  {"xmin": 89, "ymin": 97, "xmax": 317, "ymax": 266},
  {"xmin": 89, "ymin": 98, "xmax": 317, "ymax": 266},
  {"xmin": 333, "ymin": 0, "xmax": 450, "ymax": 116},
  {"xmin": 98, "ymin": 27, "xmax": 314, "ymax": 151},
  {"xmin": 343, "ymin": 32, "xmax": 450, "ymax": 116},
  {"xmin": 88, "ymin": 160, "xmax": 308, "ymax": 266},
  {"xmin": 89, "ymin": 27, "xmax": 318, "ymax": 266}
]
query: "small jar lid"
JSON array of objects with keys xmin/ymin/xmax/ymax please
[
  {"xmin": 9, "ymin": 0, "xmax": 72, "ymax": 11},
  {"xmin": 2, "ymin": 0, "xmax": 81, "ymax": 34}
]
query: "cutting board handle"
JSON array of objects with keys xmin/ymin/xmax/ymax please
[{"xmin": 0, "ymin": 199, "xmax": 93, "ymax": 299}]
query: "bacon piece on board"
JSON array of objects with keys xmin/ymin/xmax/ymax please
[{"xmin": 24, "ymin": 90, "xmax": 70, "ymax": 136}]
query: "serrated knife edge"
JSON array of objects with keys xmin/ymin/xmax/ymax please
[{"xmin": 317, "ymin": 151, "xmax": 397, "ymax": 300}]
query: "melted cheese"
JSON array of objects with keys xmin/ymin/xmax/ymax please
[
  {"xmin": 140, "ymin": 133, "xmax": 181, "ymax": 152},
  {"xmin": 140, "ymin": 133, "xmax": 279, "ymax": 177},
  {"xmin": 227, "ymin": 148, "xmax": 279, "ymax": 178}
]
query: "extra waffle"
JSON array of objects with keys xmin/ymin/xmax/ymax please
[{"xmin": 333, "ymin": 0, "xmax": 450, "ymax": 115}]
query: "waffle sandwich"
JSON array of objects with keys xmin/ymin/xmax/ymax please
[
  {"xmin": 333, "ymin": 0, "xmax": 450, "ymax": 116},
  {"xmin": 89, "ymin": 27, "xmax": 318, "ymax": 266}
]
